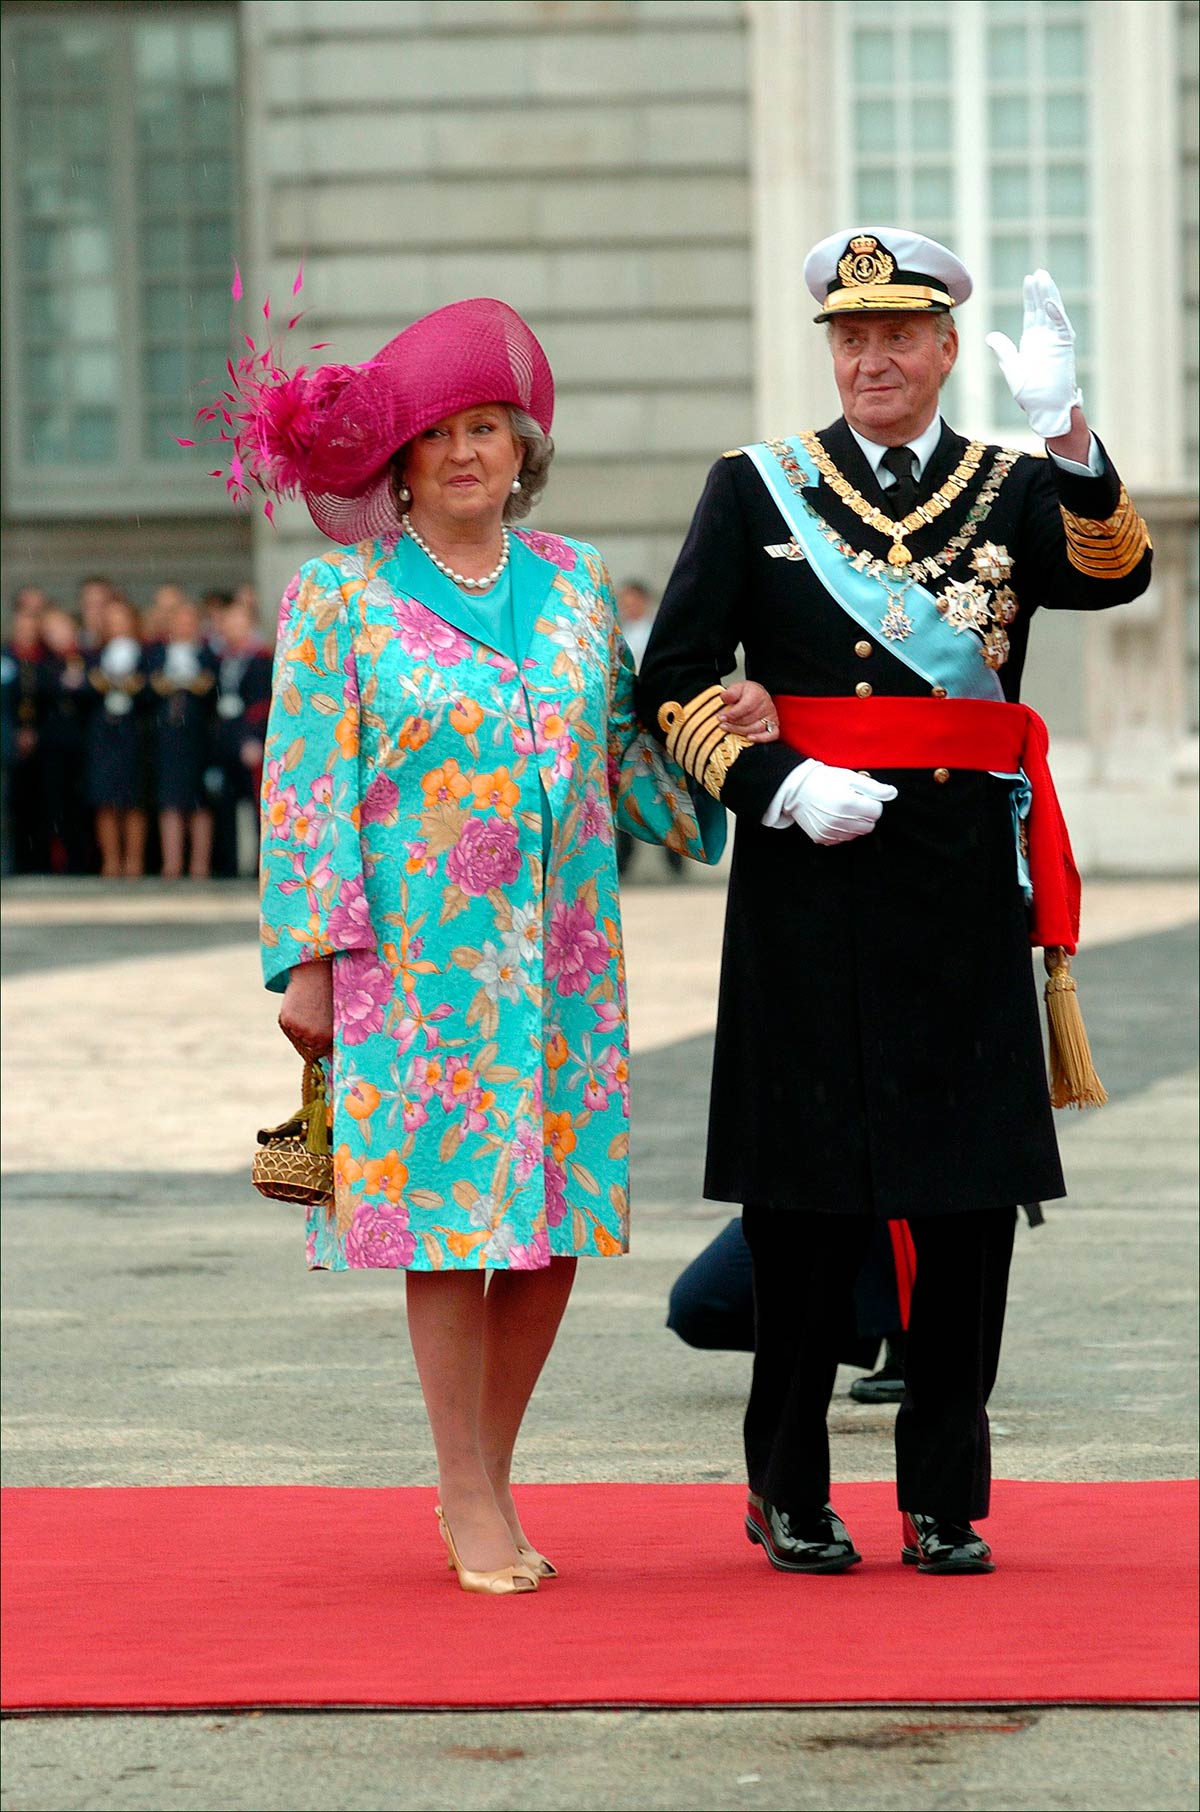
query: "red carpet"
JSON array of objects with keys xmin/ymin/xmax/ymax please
[{"xmin": 2, "ymin": 1481, "xmax": 1195, "ymax": 1710}]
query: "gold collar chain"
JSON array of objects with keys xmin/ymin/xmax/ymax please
[{"xmin": 797, "ymin": 431, "xmax": 987, "ymax": 567}]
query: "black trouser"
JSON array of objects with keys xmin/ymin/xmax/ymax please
[
  {"xmin": 742, "ymin": 1204, "xmax": 1016, "ymax": 1522},
  {"xmin": 41, "ymin": 740, "xmax": 94, "ymax": 873}
]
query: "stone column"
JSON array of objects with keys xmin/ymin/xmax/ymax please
[
  {"xmin": 746, "ymin": 0, "xmax": 839, "ymax": 436},
  {"xmin": 1072, "ymin": 2, "xmax": 1197, "ymax": 864},
  {"xmin": 1092, "ymin": 0, "xmax": 1186, "ymax": 487}
]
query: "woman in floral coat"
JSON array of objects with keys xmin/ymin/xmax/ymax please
[{"xmin": 233, "ymin": 299, "xmax": 775, "ymax": 1594}]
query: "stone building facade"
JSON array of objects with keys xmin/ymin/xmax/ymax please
[{"xmin": 2, "ymin": 0, "xmax": 1196, "ymax": 867}]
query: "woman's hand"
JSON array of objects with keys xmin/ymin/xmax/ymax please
[
  {"xmin": 718, "ymin": 680, "xmax": 779, "ymax": 744},
  {"xmin": 278, "ymin": 958, "xmax": 334, "ymax": 1059}
]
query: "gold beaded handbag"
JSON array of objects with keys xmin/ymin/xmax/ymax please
[{"xmin": 251, "ymin": 1059, "xmax": 334, "ymax": 1207}]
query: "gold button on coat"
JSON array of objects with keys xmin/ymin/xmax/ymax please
[
  {"xmin": 931, "ymin": 685, "xmax": 948, "ymax": 699},
  {"xmin": 855, "ymin": 681, "xmax": 873, "ymax": 698},
  {"xmin": 855, "ymin": 640, "xmax": 872, "ymax": 658},
  {"xmin": 933, "ymin": 767, "xmax": 950, "ymax": 784}
]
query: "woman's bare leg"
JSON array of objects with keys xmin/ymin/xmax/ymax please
[
  {"xmin": 404, "ymin": 1270, "xmax": 520, "ymax": 1572},
  {"xmin": 480, "ymin": 1258, "xmax": 577, "ymax": 1549},
  {"xmin": 96, "ymin": 808, "xmax": 121, "ymax": 877},
  {"xmin": 159, "ymin": 809, "xmax": 185, "ymax": 879},
  {"xmin": 188, "ymin": 808, "xmax": 213, "ymax": 879},
  {"xmin": 122, "ymin": 809, "xmax": 146, "ymax": 878}
]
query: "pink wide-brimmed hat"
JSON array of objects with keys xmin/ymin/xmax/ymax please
[{"xmin": 196, "ymin": 294, "xmax": 554, "ymax": 544}]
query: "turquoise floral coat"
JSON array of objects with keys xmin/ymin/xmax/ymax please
[{"xmin": 260, "ymin": 526, "xmax": 725, "ymax": 1271}]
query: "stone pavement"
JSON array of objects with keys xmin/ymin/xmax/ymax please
[{"xmin": 2, "ymin": 874, "xmax": 1197, "ymax": 1812}]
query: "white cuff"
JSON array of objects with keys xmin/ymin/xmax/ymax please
[
  {"xmin": 762, "ymin": 759, "xmax": 813, "ymax": 829},
  {"xmin": 1048, "ymin": 433, "xmax": 1103, "ymax": 478}
]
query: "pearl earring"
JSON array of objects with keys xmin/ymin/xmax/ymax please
[
  {"xmin": 511, "ymin": 478, "xmax": 522, "ymax": 494},
  {"xmin": 398, "ymin": 484, "xmax": 412, "ymax": 503}
]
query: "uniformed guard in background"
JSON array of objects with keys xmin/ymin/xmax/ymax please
[
  {"xmin": 37, "ymin": 606, "xmax": 94, "ymax": 874},
  {"xmin": 146, "ymin": 594, "xmax": 219, "ymax": 880},
  {"xmin": 86, "ymin": 594, "xmax": 150, "ymax": 880},
  {"xmin": 637, "ymin": 228, "xmax": 1152, "ymax": 1577},
  {"xmin": 208, "ymin": 595, "xmax": 272, "ymax": 878},
  {"xmin": 3, "ymin": 588, "xmax": 48, "ymax": 874}
]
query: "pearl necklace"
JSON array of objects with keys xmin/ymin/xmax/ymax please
[{"xmin": 401, "ymin": 513, "xmax": 510, "ymax": 591}]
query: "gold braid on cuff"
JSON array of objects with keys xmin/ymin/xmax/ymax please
[
  {"xmin": 1061, "ymin": 486, "xmax": 1152, "ymax": 580},
  {"xmin": 658, "ymin": 686, "xmax": 752, "ymax": 800}
]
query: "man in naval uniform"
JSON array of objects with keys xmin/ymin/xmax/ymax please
[{"xmin": 637, "ymin": 229, "xmax": 1152, "ymax": 1576}]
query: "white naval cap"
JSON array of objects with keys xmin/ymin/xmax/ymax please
[{"xmin": 805, "ymin": 227, "xmax": 973, "ymax": 323}]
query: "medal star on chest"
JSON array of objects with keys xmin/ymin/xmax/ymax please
[
  {"xmin": 970, "ymin": 541, "xmax": 1013, "ymax": 584},
  {"xmin": 937, "ymin": 577, "xmax": 993, "ymax": 634},
  {"xmin": 931, "ymin": 575, "xmax": 1015, "ymax": 670}
]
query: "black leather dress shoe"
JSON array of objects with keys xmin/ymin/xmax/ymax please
[
  {"xmin": 746, "ymin": 1493, "xmax": 862, "ymax": 1573},
  {"xmin": 901, "ymin": 1511, "xmax": 994, "ymax": 1574},
  {"xmin": 849, "ymin": 1339, "xmax": 906, "ymax": 1405}
]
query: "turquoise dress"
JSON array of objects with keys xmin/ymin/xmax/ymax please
[{"xmin": 259, "ymin": 526, "xmax": 725, "ymax": 1272}]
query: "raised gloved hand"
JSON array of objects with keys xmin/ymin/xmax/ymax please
[
  {"xmin": 985, "ymin": 269, "xmax": 1082, "ymax": 440},
  {"xmin": 763, "ymin": 760, "xmax": 898, "ymax": 845}
]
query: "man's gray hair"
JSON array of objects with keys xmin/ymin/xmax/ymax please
[{"xmin": 505, "ymin": 406, "xmax": 555, "ymax": 522}]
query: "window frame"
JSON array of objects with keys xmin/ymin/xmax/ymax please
[
  {"xmin": 834, "ymin": 0, "xmax": 1101, "ymax": 449},
  {"xmin": 0, "ymin": 1, "xmax": 241, "ymax": 519}
]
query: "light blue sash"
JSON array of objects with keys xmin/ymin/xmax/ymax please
[
  {"xmin": 740, "ymin": 436, "xmax": 1004, "ymax": 704},
  {"xmin": 741, "ymin": 436, "xmax": 1031, "ymax": 898}
]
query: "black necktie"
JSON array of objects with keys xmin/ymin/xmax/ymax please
[{"xmin": 879, "ymin": 444, "xmax": 919, "ymax": 518}]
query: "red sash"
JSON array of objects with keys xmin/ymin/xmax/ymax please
[{"xmin": 774, "ymin": 695, "xmax": 1080, "ymax": 954}]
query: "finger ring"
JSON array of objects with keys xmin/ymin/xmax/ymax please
[{"xmin": 760, "ymin": 718, "xmax": 770, "ymax": 731}]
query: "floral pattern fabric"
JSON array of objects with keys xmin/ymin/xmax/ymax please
[{"xmin": 260, "ymin": 527, "xmax": 725, "ymax": 1271}]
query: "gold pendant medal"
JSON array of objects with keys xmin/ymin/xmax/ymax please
[
  {"xmin": 887, "ymin": 539, "xmax": 912, "ymax": 567},
  {"xmin": 880, "ymin": 598, "xmax": 914, "ymax": 642},
  {"xmin": 878, "ymin": 573, "xmax": 914, "ymax": 643}
]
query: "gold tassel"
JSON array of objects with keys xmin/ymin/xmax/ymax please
[
  {"xmin": 303, "ymin": 1062, "xmax": 331, "ymax": 1155},
  {"xmin": 1043, "ymin": 948, "xmax": 1107, "ymax": 1109}
]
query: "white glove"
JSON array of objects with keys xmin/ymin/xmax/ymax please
[
  {"xmin": 985, "ymin": 270, "xmax": 1082, "ymax": 440},
  {"xmin": 763, "ymin": 759, "xmax": 898, "ymax": 845}
]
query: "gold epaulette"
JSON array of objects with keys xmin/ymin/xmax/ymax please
[
  {"xmin": 722, "ymin": 448, "xmax": 744, "ymax": 458},
  {"xmin": 658, "ymin": 686, "xmax": 751, "ymax": 800},
  {"xmin": 1061, "ymin": 486, "xmax": 1152, "ymax": 580}
]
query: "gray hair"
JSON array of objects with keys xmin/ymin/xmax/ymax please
[{"xmin": 504, "ymin": 406, "xmax": 554, "ymax": 522}]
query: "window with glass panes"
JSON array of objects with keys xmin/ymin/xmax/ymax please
[
  {"xmin": 839, "ymin": 0, "xmax": 1095, "ymax": 439},
  {"xmin": 2, "ymin": 6, "xmax": 237, "ymax": 509}
]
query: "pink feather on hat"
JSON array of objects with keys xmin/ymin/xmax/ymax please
[{"xmin": 243, "ymin": 363, "xmax": 362, "ymax": 499}]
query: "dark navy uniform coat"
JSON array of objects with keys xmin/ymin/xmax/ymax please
[
  {"xmin": 146, "ymin": 643, "xmax": 220, "ymax": 813},
  {"xmin": 637, "ymin": 417, "xmax": 1153, "ymax": 1219},
  {"xmin": 85, "ymin": 653, "xmax": 149, "ymax": 812}
]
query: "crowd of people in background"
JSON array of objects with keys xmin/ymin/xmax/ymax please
[
  {"xmin": 0, "ymin": 573, "xmax": 673, "ymax": 884},
  {"xmin": 0, "ymin": 577, "xmax": 272, "ymax": 880}
]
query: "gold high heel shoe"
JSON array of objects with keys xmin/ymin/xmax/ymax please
[
  {"xmin": 436, "ymin": 1507, "xmax": 539, "ymax": 1596},
  {"xmin": 516, "ymin": 1544, "xmax": 558, "ymax": 1579}
]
